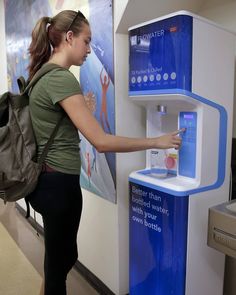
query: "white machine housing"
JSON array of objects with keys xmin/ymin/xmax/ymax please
[{"xmin": 129, "ymin": 11, "xmax": 235, "ymax": 295}]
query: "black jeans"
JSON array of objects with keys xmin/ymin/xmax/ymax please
[{"xmin": 29, "ymin": 171, "xmax": 83, "ymax": 295}]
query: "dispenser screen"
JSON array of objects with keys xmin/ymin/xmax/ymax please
[
  {"xmin": 129, "ymin": 15, "xmax": 193, "ymax": 94},
  {"xmin": 179, "ymin": 112, "xmax": 197, "ymax": 178}
]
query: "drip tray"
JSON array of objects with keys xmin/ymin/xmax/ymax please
[{"xmin": 208, "ymin": 200, "xmax": 236, "ymax": 258}]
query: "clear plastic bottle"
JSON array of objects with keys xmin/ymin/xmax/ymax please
[{"xmin": 150, "ymin": 149, "xmax": 168, "ymax": 178}]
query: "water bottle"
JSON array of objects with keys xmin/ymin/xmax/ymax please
[{"xmin": 150, "ymin": 149, "xmax": 168, "ymax": 178}]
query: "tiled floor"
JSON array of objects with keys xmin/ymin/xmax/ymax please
[{"xmin": 0, "ymin": 201, "xmax": 99, "ymax": 295}]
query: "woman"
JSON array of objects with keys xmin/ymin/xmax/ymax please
[{"xmin": 27, "ymin": 10, "xmax": 183, "ymax": 295}]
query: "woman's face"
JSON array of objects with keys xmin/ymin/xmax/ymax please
[{"xmin": 71, "ymin": 24, "xmax": 91, "ymax": 66}]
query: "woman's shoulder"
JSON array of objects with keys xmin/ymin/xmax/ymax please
[
  {"xmin": 42, "ymin": 65, "xmax": 78, "ymax": 87},
  {"xmin": 46, "ymin": 65, "xmax": 75, "ymax": 78},
  {"xmin": 40, "ymin": 65, "xmax": 82, "ymax": 99}
]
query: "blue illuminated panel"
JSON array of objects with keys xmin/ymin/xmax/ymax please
[
  {"xmin": 129, "ymin": 181, "xmax": 188, "ymax": 295},
  {"xmin": 129, "ymin": 15, "xmax": 192, "ymax": 94},
  {"xmin": 179, "ymin": 112, "xmax": 197, "ymax": 178}
]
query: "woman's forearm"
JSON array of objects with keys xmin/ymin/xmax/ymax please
[{"xmin": 93, "ymin": 131, "xmax": 182, "ymax": 153}]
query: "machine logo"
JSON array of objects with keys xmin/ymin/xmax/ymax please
[
  {"xmin": 170, "ymin": 26, "xmax": 178, "ymax": 32},
  {"xmin": 137, "ymin": 29, "xmax": 164, "ymax": 42},
  {"xmin": 130, "ymin": 35, "xmax": 138, "ymax": 46}
]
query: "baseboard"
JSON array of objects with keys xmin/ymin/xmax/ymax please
[
  {"xmin": 15, "ymin": 203, "xmax": 116, "ymax": 295},
  {"xmin": 74, "ymin": 260, "xmax": 115, "ymax": 295}
]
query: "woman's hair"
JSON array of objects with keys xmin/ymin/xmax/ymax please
[{"xmin": 27, "ymin": 10, "xmax": 89, "ymax": 80}]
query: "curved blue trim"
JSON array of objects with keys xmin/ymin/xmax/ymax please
[
  {"xmin": 129, "ymin": 89, "xmax": 228, "ymax": 196},
  {"xmin": 129, "ymin": 89, "xmax": 189, "ymax": 96},
  {"xmin": 129, "ymin": 176, "xmax": 189, "ymax": 197}
]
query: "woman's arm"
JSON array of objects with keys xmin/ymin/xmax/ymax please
[{"xmin": 59, "ymin": 94, "xmax": 183, "ymax": 153}]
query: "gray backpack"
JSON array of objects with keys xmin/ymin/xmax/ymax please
[{"xmin": 0, "ymin": 63, "xmax": 63, "ymax": 206}]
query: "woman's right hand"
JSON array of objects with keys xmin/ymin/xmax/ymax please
[{"xmin": 154, "ymin": 129, "xmax": 185, "ymax": 150}]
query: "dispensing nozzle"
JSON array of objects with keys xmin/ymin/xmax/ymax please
[{"xmin": 157, "ymin": 105, "xmax": 167, "ymax": 115}]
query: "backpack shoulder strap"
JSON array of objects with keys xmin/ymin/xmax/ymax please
[
  {"xmin": 17, "ymin": 76, "xmax": 27, "ymax": 93},
  {"xmin": 24, "ymin": 63, "xmax": 63, "ymax": 94}
]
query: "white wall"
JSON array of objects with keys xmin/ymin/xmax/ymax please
[
  {"xmin": 115, "ymin": 0, "xmax": 206, "ymax": 33},
  {"xmin": 114, "ymin": 0, "xmax": 129, "ymax": 32},
  {"xmin": 198, "ymin": 0, "xmax": 236, "ymax": 137},
  {"xmin": 78, "ymin": 189, "xmax": 119, "ymax": 293}
]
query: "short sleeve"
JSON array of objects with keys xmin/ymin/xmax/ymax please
[{"xmin": 46, "ymin": 68, "xmax": 83, "ymax": 105}]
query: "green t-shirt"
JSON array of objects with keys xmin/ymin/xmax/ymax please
[{"xmin": 29, "ymin": 64, "xmax": 82, "ymax": 175}]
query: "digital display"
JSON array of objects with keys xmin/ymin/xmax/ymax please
[
  {"xmin": 184, "ymin": 114, "xmax": 194, "ymax": 119},
  {"xmin": 179, "ymin": 112, "xmax": 197, "ymax": 178},
  {"xmin": 129, "ymin": 15, "xmax": 193, "ymax": 94}
]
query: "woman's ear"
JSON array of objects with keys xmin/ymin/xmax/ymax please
[{"xmin": 65, "ymin": 31, "xmax": 74, "ymax": 43}]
